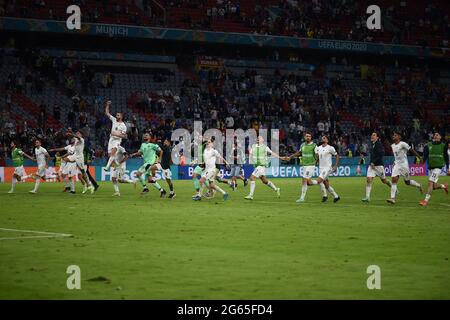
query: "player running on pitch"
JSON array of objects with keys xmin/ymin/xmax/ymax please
[
  {"xmin": 193, "ymin": 139, "xmax": 230, "ymax": 201},
  {"xmin": 130, "ymin": 133, "xmax": 166, "ymax": 197},
  {"xmin": 386, "ymin": 132, "xmax": 423, "ymax": 205},
  {"xmin": 310, "ymin": 135, "xmax": 341, "ymax": 203},
  {"xmin": 362, "ymin": 132, "xmax": 392, "ymax": 202},
  {"xmin": 286, "ymin": 132, "xmax": 320, "ymax": 203},
  {"xmin": 104, "ymin": 100, "xmax": 127, "ymax": 171},
  {"xmin": 244, "ymin": 136, "xmax": 282, "ymax": 200},
  {"xmin": 29, "ymin": 139, "xmax": 51, "ymax": 194},
  {"xmin": 154, "ymin": 138, "xmax": 176, "ymax": 198},
  {"xmin": 66, "ymin": 131, "xmax": 95, "ymax": 194},
  {"xmin": 8, "ymin": 141, "xmax": 34, "ymax": 193},
  {"xmin": 49, "ymin": 140, "xmax": 77, "ymax": 193},
  {"xmin": 111, "ymin": 145, "xmax": 136, "ymax": 196},
  {"xmin": 229, "ymin": 136, "xmax": 248, "ymax": 191},
  {"xmin": 419, "ymin": 132, "xmax": 449, "ymax": 206}
]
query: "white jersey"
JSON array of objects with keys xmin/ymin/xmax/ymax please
[
  {"xmin": 74, "ymin": 137, "xmax": 85, "ymax": 158},
  {"xmin": 109, "ymin": 115, "xmax": 127, "ymax": 142},
  {"xmin": 315, "ymin": 144, "xmax": 337, "ymax": 169},
  {"xmin": 62, "ymin": 145, "xmax": 75, "ymax": 164},
  {"xmin": 114, "ymin": 146, "xmax": 127, "ymax": 166},
  {"xmin": 204, "ymin": 147, "xmax": 220, "ymax": 171},
  {"xmin": 391, "ymin": 141, "xmax": 410, "ymax": 166},
  {"xmin": 35, "ymin": 146, "xmax": 48, "ymax": 167}
]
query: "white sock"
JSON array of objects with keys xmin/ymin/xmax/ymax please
[
  {"xmin": 327, "ymin": 186, "xmax": 338, "ymax": 198},
  {"xmin": 33, "ymin": 179, "xmax": 41, "ymax": 192},
  {"xmin": 11, "ymin": 177, "xmax": 17, "ymax": 191},
  {"xmin": 65, "ymin": 178, "xmax": 70, "ymax": 188},
  {"xmin": 70, "ymin": 180, "xmax": 75, "ymax": 192},
  {"xmin": 425, "ymin": 193, "xmax": 431, "ymax": 201},
  {"xmin": 249, "ymin": 181, "xmax": 256, "ymax": 196},
  {"xmin": 366, "ymin": 182, "xmax": 372, "ymax": 198},
  {"xmin": 320, "ymin": 183, "xmax": 327, "ymax": 197},
  {"xmin": 267, "ymin": 181, "xmax": 277, "ymax": 191},
  {"xmin": 391, "ymin": 183, "xmax": 397, "ymax": 199},
  {"xmin": 214, "ymin": 184, "xmax": 226, "ymax": 195},
  {"xmin": 300, "ymin": 183, "xmax": 307, "ymax": 200},
  {"xmin": 22, "ymin": 174, "xmax": 30, "ymax": 180},
  {"xmin": 409, "ymin": 180, "xmax": 421, "ymax": 188},
  {"xmin": 126, "ymin": 179, "xmax": 134, "ymax": 184},
  {"xmin": 113, "ymin": 181, "xmax": 119, "ymax": 193}
]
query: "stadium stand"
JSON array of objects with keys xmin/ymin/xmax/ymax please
[
  {"xmin": 1, "ymin": 43, "xmax": 448, "ymax": 162},
  {"xmin": 1, "ymin": 0, "xmax": 448, "ymax": 47}
]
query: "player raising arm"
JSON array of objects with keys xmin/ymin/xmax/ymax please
[
  {"xmin": 8, "ymin": 141, "xmax": 34, "ymax": 193},
  {"xmin": 244, "ymin": 136, "xmax": 282, "ymax": 200},
  {"xmin": 104, "ymin": 100, "xmax": 127, "ymax": 171},
  {"xmin": 419, "ymin": 132, "xmax": 449, "ymax": 206},
  {"xmin": 386, "ymin": 132, "xmax": 423, "ymax": 205}
]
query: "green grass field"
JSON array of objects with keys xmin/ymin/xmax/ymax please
[{"xmin": 0, "ymin": 177, "xmax": 449, "ymax": 299}]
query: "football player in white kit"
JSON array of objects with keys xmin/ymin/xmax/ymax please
[
  {"xmin": 105, "ymin": 100, "xmax": 127, "ymax": 171},
  {"xmin": 49, "ymin": 140, "xmax": 77, "ymax": 193},
  {"xmin": 111, "ymin": 145, "xmax": 136, "ymax": 196},
  {"xmin": 193, "ymin": 139, "xmax": 230, "ymax": 201},
  {"xmin": 29, "ymin": 139, "xmax": 50, "ymax": 194},
  {"xmin": 310, "ymin": 135, "xmax": 341, "ymax": 203},
  {"xmin": 65, "ymin": 131, "xmax": 95, "ymax": 194},
  {"xmin": 386, "ymin": 132, "xmax": 423, "ymax": 204}
]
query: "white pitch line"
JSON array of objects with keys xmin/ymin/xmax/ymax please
[{"xmin": 0, "ymin": 227, "xmax": 72, "ymax": 241}]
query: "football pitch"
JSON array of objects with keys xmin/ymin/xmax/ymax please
[{"xmin": 0, "ymin": 177, "xmax": 449, "ymax": 299}]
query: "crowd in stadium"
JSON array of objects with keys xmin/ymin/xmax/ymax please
[
  {"xmin": 1, "ymin": 0, "xmax": 448, "ymax": 47},
  {"xmin": 1, "ymin": 43, "xmax": 448, "ymax": 165}
]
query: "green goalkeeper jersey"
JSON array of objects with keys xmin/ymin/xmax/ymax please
[
  {"xmin": 139, "ymin": 142, "xmax": 161, "ymax": 165},
  {"xmin": 300, "ymin": 142, "xmax": 317, "ymax": 166},
  {"xmin": 11, "ymin": 148, "xmax": 24, "ymax": 167}
]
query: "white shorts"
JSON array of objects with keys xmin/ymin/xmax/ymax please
[
  {"xmin": 58, "ymin": 162, "xmax": 66, "ymax": 173},
  {"xmin": 111, "ymin": 165, "xmax": 125, "ymax": 180},
  {"xmin": 63, "ymin": 162, "xmax": 78, "ymax": 177},
  {"xmin": 67, "ymin": 155, "xmax": 85, "ymax": 170},
  {"xmin": 302, "ymin": 165, "xmax": 315, "ymax": 179},
  {"xmin": 108, "ymin": 138, "xmax": 121, "ymax": 154},
  {"xmin": 251, "ymin": 166, "xmax": 266, "ymax": 178},
  {"xmin": 392, "ymin": 164, "xmax": 410, "ymax": 180},
  {"xmin": 155, "ymin": 163, "xmax": 172, "ymax": 180},
  {"xmin": 319, "ymin": 167, "xmax": 333, "ymax": 180},
  {"xmin": 202, "ymin": 168, "xmax": 217, "ymax": 181},
  {"xmin": 428, "ymin": 168, "xmax": 442, "ymax": 183},
  {"xmin": 13, "ymin": 166, "xmax": 26, "ymax": 177},
  {"xmin": 367, "ymin": 165, "xmax": 386, "ymax": 179},
  {"xmin": 36, "ymin": 165, "xmax": 46, "ymax": 177}
]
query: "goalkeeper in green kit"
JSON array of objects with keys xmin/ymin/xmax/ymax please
[{"xmin": 130, "ymin": 133, "xmax": 167, "ymax": 197}]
